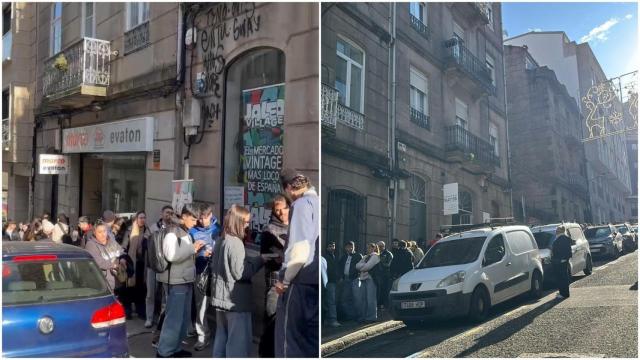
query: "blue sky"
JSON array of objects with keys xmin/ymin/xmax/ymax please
[{"xmin": 502, "ymin": 2, "xmax": 638, "ymax": 79}]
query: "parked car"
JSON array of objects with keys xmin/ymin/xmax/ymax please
[
  {"xmin": 531, "ymin": 223, "xmax": 593, "ymax": 286},
  {"xmin": 584, "ymin": 225, "xmax": 624, "ymax": 259},
  {"xmin": 389, "ymin": 225, "xmax": 543, "ymax": 325},
  {"xmin": 2, "ymin": 241, "xmax": 128, "ymax": 358},
  {"xmin": 614, "ymin": 223, "xmax": 637, "ymax": 252}
]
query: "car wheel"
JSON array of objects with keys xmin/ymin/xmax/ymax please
[
  {"xmin": 583, "ymin": 255, "xmax": 593, "ymax": 275},
  {"xmin": 529, "ymin": 271, "xmax": 543, "ymax": 299},
  {"xmin": 468, "ymin": 286, "xmax": 490, "ymax": 323}
]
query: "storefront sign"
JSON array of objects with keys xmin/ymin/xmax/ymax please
[
  {"xmin": 242, "ymin": 83, "xmax": 285, "ymax": 231},
  {"xmin": 443, "ymin": 183, "xmax": 459, "ymax": 215},
  {"xmin": 224, "ymin": 186, "xmax": 246, "ymax": 210},
  {"xmin": 39, "ymin": 154, "xmax": 70, "ymax": 175},
  {"xmin": 62, "ymin": 117, "xmax": 154, "ymax": 153},
  {"xmin": 172, "ymin": 180, "xmax": 194, "ymax": 215}
]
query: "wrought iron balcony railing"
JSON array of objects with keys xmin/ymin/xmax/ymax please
[
  {"xmin": 337, "ymin": 103, "xmax": 365, "ymax": 130},
  {"xmin": 446, "ymin": 125, "xmax": 499, "ymax": 167},
  {"xmin": 410, "ymin": 107, "xmax": 430, "ymax": 129},
  {"xmin": 124, "ymin": 21, "xmax": 150, "ymax": 55},
  {"xmin": 3, "ymin": 32, "xmax": 12, "ymax": 62},
  {"xmin": 409, "ymin": 14, "xmax": 430, "ymax": 39},
  {"xmin": 43, "ymin": 37, "xmax": 111, "ymax": 100},
  {"xmin": 2, "ymin": 118, "xmax": 9, "ymax": 151},
  {"xmin": 322, "ymin": 84, "xmax": 338, "ymax": 131},
  {"xmin": 443, "ymin": 38, "xmax": 496, "ymax": 95}
]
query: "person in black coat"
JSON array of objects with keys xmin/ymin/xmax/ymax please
[
  {"xmin": 376, "ymin": 241, "xmax": 393, "ymax": 309},
  {"xmin": 323, "ymin": 242, "xmax": 341, "ymax": 327},
  {"xmin": 390, "ymin": 239, "xmax": 414, "ymax": 280},
  {"xmin": 552, "ymin": 226, "xmax": 573, "ymax": 299},
  {"xmin": 337, "ymin": 241, "xmax": 362, "ymax": 321}
]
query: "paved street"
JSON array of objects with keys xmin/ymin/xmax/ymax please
[{"xmin": 325, "ymin": 252, "xmax": 637, "ymax": 358}]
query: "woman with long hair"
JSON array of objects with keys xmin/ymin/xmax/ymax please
[
  {"xmin": 23, "ymin": 218, "xmax": 43, "ymax": 242},
  {"xmin": 121, "ymin": 211, "xmax": 151, "ymax": 320},
  {"xmin": 355, "ymin": 242, "xmax": 381, "ymax": 322},
  {"xmin": 210, "ymin": 204, "xmax": 265, "ymax": 357}
]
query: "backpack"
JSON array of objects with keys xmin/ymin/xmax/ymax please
[{"xmin": 146, "ymin": 226, "xmax": 179, "ymax": 273}]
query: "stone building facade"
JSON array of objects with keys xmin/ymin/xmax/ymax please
[
  {"xmin": 505, "ymin": 31, "xmax": 632, "ymax": 223},
  {"xmin": 322, "ymin": 2, "xmax": 512, "ymax": 255},
  {"xmin": 505, "ymin": 45, "xmax": 590, "ymax": 223},
  {"xmin": 2, "ymin": 2, "xmax": 37, "ymax": 222}
]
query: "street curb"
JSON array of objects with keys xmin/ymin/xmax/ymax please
[{"xmin": 321, "ymin": 320, "xmax": 405, "ymax": 357}]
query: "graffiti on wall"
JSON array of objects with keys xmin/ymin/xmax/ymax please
[
  {"xmin": 242, "ymin": 84, "xmax": 285, "ymax": 232},
  {"xmin": 198, "ymin": 3, "xmax": 262, "ymax": 127}
]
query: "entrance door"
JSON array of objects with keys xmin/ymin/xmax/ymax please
[
  {"xmin": 409, "ymin": 174, "xmax": 427, "ymax": 248},
  {"xmin": 81, "ymin": 156, "xmax": 103, "ymax": 221},
  {"xmin": 326, "ymin": 190, "xmax": 366, "ymax": 258}
]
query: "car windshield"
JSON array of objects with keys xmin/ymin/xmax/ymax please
[
  {"xmin": 2, "ymin": 258, "xmax": 111, "ymax": 306},
  {"xmin": 616, "ymin": 225, "xmax": 628, "ymax": 233},
  {"xmin": 417, "ymin": 236, "xmax": 485, "ymax": 269},
  {"xmin": 584, "ymin": 227, "xmax": 611, "ymax": 239},
  {"xmin": 533, "ymin": 231, "xmax": 555, "ymax": 249}
]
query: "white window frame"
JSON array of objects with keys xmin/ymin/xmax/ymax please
[
  {"xmin": 81, "ymin": 2, "xmax": 96, "ymax": 38},
  {"xmin": 486, "ymin": 54, "xmax": 496, "ymax": 86},
  {"xmin": 409, "ymin": 2, "xmax": 427, "ymax": 24},
  {"xmin": 126, "ymin": 2, "xmax": 150, "ymax": 30},
  {"xmin": 336, "ymin": 35, "xmax": 365, "ymax": 113},
  {"xmin": 489, "ymin": 122, "xmax": 499, "ymax": 156},
  {"xmin": 455, "ymin": 97, "xmax": 468, "ymax": 129},
  {"xmin": 50, "ymin": 2, "xmax": 62, "ymax": 56},
  {"xmin": 485, "ymin": 4, "xmax": 494, "ymax": 31},
  {"xmin": 410, "ymin": 67, "xmax": 429, "ymax": 115}
]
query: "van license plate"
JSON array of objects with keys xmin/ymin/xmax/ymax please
[{"xmin": 401, "ymin": 301, "xmax": 426, "ymax": 309}]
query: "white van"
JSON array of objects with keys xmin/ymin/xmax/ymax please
[{"xmin": 389, "ymin": 225, "xmax": 543, "ymax": 325}]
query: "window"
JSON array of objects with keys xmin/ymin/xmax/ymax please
[
  {"xmin": 486, "ymin": 54, "xmax": 496, "ymax": 86},
  {"xmin": 484, "ymin": 234, "xmax": 505, "ymax": 266},
  {"xmin": 452, "ymin": 190, "xmax": 472, "ymax": 225},
  {"xmin": 455, "ymin": 98, "xmax": 468, "ymax": 129},
  {"xmin": 410, "ymin": 67, "xmax": 428, "ymax": 115},
  {"xmin": 489, "ymin": 123, "xmax": 499, "ymax": 156},
  {"xmin": 82, "ymin": 3, "xmax": 95, "ymax": 38},
  {"xmin": 335, "ymin": 37, "xmax": 364, "ymax": 112},
  {"xmin": 2, "ymin": 5, "xmax": 10, "ymax": 35},
  {"xmin": 485, "ymin": 4, "xmax": 494, "ymax": 30},
  {"xmin": 127, "ymin": 2, "xmax": 150, "ymax": 30},
  {"xmin": 506, "ymin": 231, "xmax": 535, "ymax": 254},
  {"xmin": 409, "ymin": 2, "xmax": 427, "ymax": 24},
  {"xmin": 409, "ymin": 174, "xmax": 427, "ymax": 247},
  {"xmin": 50, "ymin": 2, "xmax": 62, "ymax": 55},
  {"xmin": 2, "ymin": 88, "xmax": 9, "ymax": 119}
]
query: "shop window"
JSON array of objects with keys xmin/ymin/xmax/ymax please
[
  {"xmin": 224, "ymin": 48, "xmax": 285, "ymax": 239},
  {"xmin": 335, "ymin": 36, "xmax": 364, "ymax": 112},
  {"xmin": 326, "ymin": 190, "xmax": 366, "ymax": 258}
]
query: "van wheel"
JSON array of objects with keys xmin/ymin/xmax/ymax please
[
  {"xmin": 529, "ymin": 271, "xmax": 543, "ymax": 299},
  {"xmin": 583, "ymin": 255, "xmax": 593, "ymax": 275},
  {"xmin": 468, "ymin": 287, "xmax": 489, "ymax": 323}
]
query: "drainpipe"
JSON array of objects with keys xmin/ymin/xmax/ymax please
[
  {"xmin": 29, "ymin": 5, "xmax": 39, "ymax": 221},
  {"xmin": 175, "ymin": 4, "xmax": 186, "ymax": 180},
  {"xmin": 502, "ymin": 45, "xmax": 513, "ymax": 220},
  {"xmin": 389, "ymin": 3, "xmax": 398, "ymax": 241}
]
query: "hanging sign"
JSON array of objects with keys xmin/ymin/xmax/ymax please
[
  {"xmin": 443, "ymin": 183, "xmax": 459, "ymax": 215},
  {"xmin": 39, "ymin": 154, "xmax": 69, "ymax": 175},
  {"xmin": 241, "ymin": 83, "xmax": 285, "ymax": 232},
  {"xmin": 172, "ymin": 180, "xmax": 194, "ymax": 215}
]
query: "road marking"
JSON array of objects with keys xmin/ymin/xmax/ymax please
[
  {"xmin": 519, "ymin": 353, "xmax": 606, "ymax": 358},
  {"xmin": 595, "ymin": 265, "xmax": 608, "ymax": 271}
]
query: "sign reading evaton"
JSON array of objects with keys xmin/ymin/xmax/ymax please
[{"xmin": 62, "ymin": 117, "xmax": 154, "ymax": 153}]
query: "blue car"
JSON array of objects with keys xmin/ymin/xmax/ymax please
[{"xmin": 2, "ymin": 241, "xmax": 128, "ymax": 357}]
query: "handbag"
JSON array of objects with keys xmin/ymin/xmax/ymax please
[{"xmin": 196, "ymin": 261, "xmax": 212, "ymax": 296}]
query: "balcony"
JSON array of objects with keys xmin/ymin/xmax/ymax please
[
  {"xmin": 42, "ymin": 37, "xmax": 111, "ymax": 107},
  {"xmin": 337, "ymin": 103, "xmax": 364, "ymax": 131},
  {"xmin": 2, "ymin": 118, "xmax": 9, "ymax": 151},
  {"xmin": 410, "ymin": 107, "xmax": 430, "ymax": 130},
  {"xmin": 124, "ymin": 21, "xmax": 150, "ymax": 55},
  {"xmin": 451, "ymin": 3, "xmax": 491, "ymax": 26},
  {"xmin": 3, "ymin": 31, "xmax": 11, "ymax": 62},
  {"xmin": 443, "ymin": 38, "xmax": 496, "ymax": 96},
  {"xmin": 409, "ymin": 14, "xmax": 429, "ymax": 40},
  {"xmin": 322, "ymin": 84, "xmax": 338, "ymax": 137},
  {"xmin": 446, "ymin": 125, "xmax": 499, "ymax": 172}
]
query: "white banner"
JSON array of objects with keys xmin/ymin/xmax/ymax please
[
  {"xmin": 62, "ymin": 117, "xmax": 154, "ymax": 153},
  {"xmin": 443, "ymin": 183, "xmax": 459, "ymax": 215},
  {"xmin": 39, "ymin": 154, "xmax": 70, "ymax": 175},
  {"xmin": 172, "ymin": 180, "xmax": 194, "ymax": 215}
]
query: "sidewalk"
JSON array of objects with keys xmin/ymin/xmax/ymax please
[{"xmin": 321, "ymin": 309, "xmax": 404, "ymax": 357}]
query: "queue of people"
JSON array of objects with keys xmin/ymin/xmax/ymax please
[{"xmin": 1, "ymin": 168, "xmax": 319, "ymax": 358}]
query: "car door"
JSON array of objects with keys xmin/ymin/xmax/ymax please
[
  {"xmin": 568, "ymin": 227, "xmax": 584, "ymax": 274},
  {"xmin": 503, "ymin": 230, "xmax": 533, "ymax": 298},
  {"xmin": 482, "ymin": 233, "xmax": 513, "ymax": 304}
]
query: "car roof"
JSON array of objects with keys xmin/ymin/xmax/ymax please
[
  {"xmin": 531, "ymin": 223, "xmax": 581, "ymax": 233},
  {"xmin": 2, "ymin": 241, "xmax": 92, "ymax": 259},
  {"xmin": 441, "ymin": 225, "xmax": 531, "ymax": 243}
]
